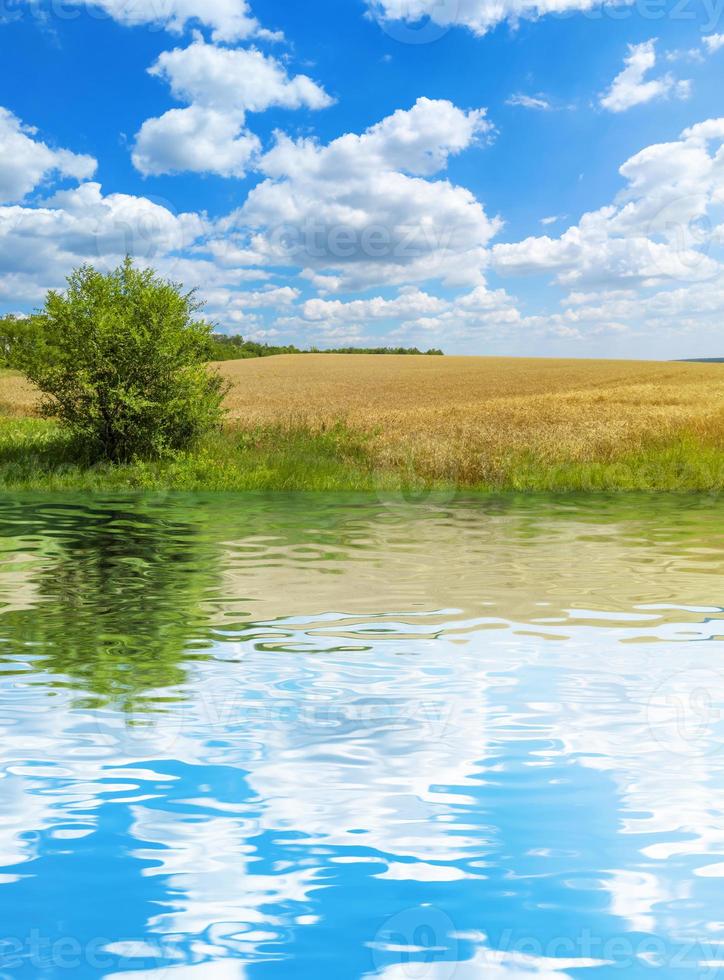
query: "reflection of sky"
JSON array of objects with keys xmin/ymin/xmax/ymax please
[{"xmin": 0, "ymin": 497, "xmax": 723, "ymax": 978}]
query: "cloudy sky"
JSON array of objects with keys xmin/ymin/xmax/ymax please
[{"xmin": 1, "ymin": 0, "xmax": 723, "ymax": 356}]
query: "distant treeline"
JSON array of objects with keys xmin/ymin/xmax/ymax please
[
  {"xmin": 1, "ymin": 316, "xmax": 443, "ymax": 368},
  {"xmin": 0, "ymin": 314, "xmax": 37, "ymax": 368},
  {"xmin": 209, "ymin": 334, "xmax": 444, "ymax": 360},
  {"xmin": 679, "ymin": 358, "xmax": 724, "ymax": 363}
]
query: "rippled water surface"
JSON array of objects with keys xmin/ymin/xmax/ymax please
[{"xmin": 1, "ymin": 493, "xmax": 724, "ymax": 979}]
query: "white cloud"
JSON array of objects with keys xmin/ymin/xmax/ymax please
[
  {"xmin": 549, "ymin": 276, "xmax": 724, "ymax": 350},
  {"xmin": 3, "ymin": 87, "xmax": 723, "ymax": 354},
  {"xmin": 227, "ymin": 97, "xmax": 498, "ymax": 291},
  {"xmin": 0, "ymin": 182, "xmax": 206, "ymax": 303},
  {"xmin": 59, "ymin": 0, "xmax": 272, "ymax": 43},
  {"xmin": 212, "ymin": 285, "xmax": 300, "ymax": 309},
  {"xmin": 199, "ymin": 283, "xmax": 301, "ymax": 330},
  {"xmin": 368, "ymin": 0, "xmax": 634, "ymax": 37},
  {"xmin": 680, "ymin": 118, "xmax": 724, "ymax": 142},
  {"xmin": 301, "ymin": 288, "xmax": 448, "ymax": 323},
  {"xmin": 147, "ymin": 39, "xmax": 333, "ymax": 114},
  {"xmin": 133, "ymin": 106, "xmax": 261, "ymax": 178},
  {"xmin": 494, "ymin": 117, "xmax": 724, "ymax": 288},
  {"xmin": 0, "ymin": 107, "xmax": 97, "ymax": 205},
  {"xmin": 703, "ymin": 33, "xmax": 724, "ymax": 53},
  {"xmin": 268, "ymin": 283, "xmax": 527, "ymax": 352},
  {"xmin": 506, "ymin": 93, "xmax": 552, "ymax": 110},
  {"xmin": 665, "ymin": 46, "xmax": 704, "ymax": 64},
  {"xmin": 133, "ymin": 39, "xmax": 333, "ymax": 177},
  {"xmin": 600, "ymin": 40, "xmax": 691, "ymax": 113}
]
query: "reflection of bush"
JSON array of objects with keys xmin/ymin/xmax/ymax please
[{"xmin": 0, "ymin": 499, "xmax": 220, "ymax": 710}]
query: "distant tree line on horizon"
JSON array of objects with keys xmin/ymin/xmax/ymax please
[
  {"xmin": 1, "ymin": 314, "xmax": 443, "ymax": 368},
  {"xmin": 208, "ymin": 333, "xmax": 444, "ymax": 361}
]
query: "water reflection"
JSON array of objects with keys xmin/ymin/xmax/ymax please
[
  {"xmin": 0, "ymin": 494, "xmax": 723, "ymax": 978},
  {"xmin": 0, "ymin": 498, "xmax": 220, "ymax": 708}
]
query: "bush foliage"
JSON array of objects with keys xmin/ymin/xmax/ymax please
[{"xmin": 11, "ymin": 259, "xmax": 227, "ymax": 462}]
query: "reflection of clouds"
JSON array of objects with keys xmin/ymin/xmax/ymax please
[
  {"xmin": 0, "ymin": 685, "xmax": 94, "ymax": 871},
  {"xmin": 540, "ymin": 636, "xmax": 724, "ymax": 941},
  {"xmin": 373, "ymin": 943, "xmax": 608, "ymax": 978},
  {"xmin": 8, "ymin": 612, "xmax": 721, "ymax": 971},
  {"xmin": 130, "ymin": 806, "xmax": 321, "ymax": 941},
  {"xmin": 106, "ymin": 963, "xmax": 247, "ymax": 979},
  {"xmin": 220, "ymin": 642, "xmax": 499, "ymax": 860},
  {"xmin": 0, "ymin": 773, "xmax": 55, "ymax": 873},
  {"xmin": 114, "ymin": 636, "xmax": 507, "ymax": 970},
  {"xmin": 0, "ymin": 499, "xmax": 723, "ymax": 975},
  {"xmin": 607, "ymin": 869, "xmax": 682, "ymax": 936}
]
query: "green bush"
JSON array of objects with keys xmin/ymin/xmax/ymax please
[{"xmin": 14, "ymin": 258, "xmax": 227, "ymax": 462}]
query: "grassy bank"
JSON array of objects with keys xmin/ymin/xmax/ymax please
[
  {"xmin": 3, "ymin": 355, "xmax": 724, "ymax": 491},
  {"xmin": 1, "ymin": 414, "xmax": 723, "ymax": 492}
]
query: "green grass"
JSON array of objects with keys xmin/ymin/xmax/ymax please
[
  {"xmin": 0, "ymin": 414, "xmax": 722, "ymax": 492},
  {"xmin": 0, "ymin": 417, "xmax": 396, "ymax": 492}
]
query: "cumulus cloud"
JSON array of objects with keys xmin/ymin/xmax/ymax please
[
  {"xmin": 133, "ymin": 106, "xmax": 261, "ymax": 178},
  {"xmin": 225, "ymin": 97, "xmax": 499, "ymax": 291},
  {"xmin": 133, "ymin": 39, "xmax": 333, "ymax": 177},
  {"xmin": 302, "ymin": 288, "xmax": 448, "ymax": 323},
  {"xmin": 368, "ymin": 0, "xmax": 634, "ymax": 37},
  {"xmin": 600, "ymin": 40, "xmax": 691, "ymax": 113},
  {"xmin": 147, "ymin": 39, "xmax": 333, "ymax": 113},
  {"xmin": 546, "ymin": 276, "xmax": 724, "ymax": 350},
  {"xmin": 250, "ymin": 282, "xmax": 527, "ymax": 351},
  {"xmin": 0, "ymin": 107, "xmax": 97, "ymax": 205},
  {"xmin": 493, "ymin": 119, "xmax": 724, "ymax": 288},
  {"xmin": 0, "ymin": 182, "xmax": 206, "ymax": 302},
  {"xmin": 58, "ymin": 0, "xmax": 273, "ymax": 43},
  {"xmin": 4, "ymin": 89, "xmax": 723, "ymax": 354}
]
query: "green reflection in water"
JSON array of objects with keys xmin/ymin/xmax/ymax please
[
  {"xmin": 0, "ymin": 497, "xmax": 222, "ymax": 709},
  {"xmin": 0, "ymin": 492, "xmax": 722, "ymax": 711}
]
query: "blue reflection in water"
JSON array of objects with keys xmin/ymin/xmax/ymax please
[{"xmin": 0, "ymin": 493, "xmax": 723, "ymax": 978}]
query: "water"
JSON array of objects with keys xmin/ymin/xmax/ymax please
[{"xmin": 0, "ymin": 493, "xmax": 723, "ymax": 979}]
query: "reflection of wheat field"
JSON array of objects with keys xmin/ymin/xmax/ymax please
[
  {"xmin": 4, "ymin": 355, "xmax": 724, "ymax": 485},
  {"xmin": 218, "ymin": 355, "xmax": 724, "ymax": 481}
]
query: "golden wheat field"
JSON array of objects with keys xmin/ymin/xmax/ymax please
[
  {"xmin": 216, "ymin": 354, "xmax": 724, "ymax": 481},
  {"xmin": 4, "ymin": 355, "xmax": 724, "ymax": 484}
]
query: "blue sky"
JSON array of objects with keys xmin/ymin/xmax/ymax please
[{"xmin": 1, "ymin": 0, "xmax": 723, "ymax": 357}]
